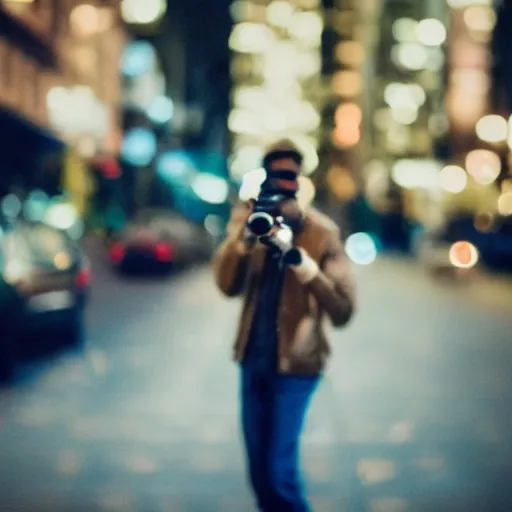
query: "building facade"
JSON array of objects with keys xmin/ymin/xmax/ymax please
[
  {"xmin": 227, "ymin": 0, "xmax": 325, "ymax": 182},
  {"xmin": 0, "ymin": 0, "xmax": 125, "ymax": 200}
]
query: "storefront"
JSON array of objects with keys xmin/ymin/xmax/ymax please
[{"xmin": 0, "ymin": 105, "xmax": 64, "ymax": 198}]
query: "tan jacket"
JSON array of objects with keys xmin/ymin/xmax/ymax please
[{"xmin": 212, "ymin": 202, "xmax": 355, "ymax": 375}]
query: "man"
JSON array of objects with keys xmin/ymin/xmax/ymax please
[{"xmin": 213, "ymin": 140, "xmax": 355, "ymax": 512}]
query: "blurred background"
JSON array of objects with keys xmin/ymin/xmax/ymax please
[{"xmin": 1, "ymin": 0, "xmax": 512, "ymax": 511}]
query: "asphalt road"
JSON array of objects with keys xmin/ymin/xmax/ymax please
[{"xmin": 1, "ymin": 240, "xmax": 512, "ymax": 512}]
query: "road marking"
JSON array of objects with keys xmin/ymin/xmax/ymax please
[
  {"xmin": 122, "ymin": 452, "xmax": 159, "ymax": 474},
  {"xmin": 357, "ymin": 459, "xmax": 397, "ymax": 485},
  {"xmin": 369, "ymin": 497, "xmax": 409, "ymax": 512}
]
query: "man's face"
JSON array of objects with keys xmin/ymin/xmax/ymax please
[
  {"xmin": 268, "ymin": 156, "xmax": 300, "ymax": 174},
  {"xmin": 266, "ymin": 157, "xmax": 300, "ymax": 191},
  {"xmin": 264, "ymin": 156, "xmax": 305, "ymax": 232}
]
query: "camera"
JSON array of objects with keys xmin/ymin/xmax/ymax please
[
  {"xmin": 246, "ymin": 191, "xmax": 288, "ymax": 238},
  {"xmin": 246, "ymin": 191, "xmax": 295, "ymax": 255}
]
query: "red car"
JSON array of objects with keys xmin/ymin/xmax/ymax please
[{"xmin": 108, "ymin": 209, "xmax": 213, "ymax": 274}]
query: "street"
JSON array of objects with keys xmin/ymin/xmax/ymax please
[{"xmin": 1, "ymin": 241, "xmax": 512, "ymax": 512}]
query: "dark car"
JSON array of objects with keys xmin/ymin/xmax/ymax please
[
  {"xmin": 108, "ymin": 208, "xmax": 214, "ymax": 274},
  {"xmin": 0, "ymin": 221, "xmax": 90, "ymax": 380}
]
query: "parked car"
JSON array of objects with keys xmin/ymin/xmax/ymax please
[
  {"xmin": 0, "ymin": 220, "xmax": 90, "ymax": 380},
  {"xmin": 108, "ymin": 208, "xmax": 214, "ymax": 274},
  {"xmin": 415, "ymin": 230, "xmax": 472, "ymax": 279},
  {"xmin": 417, "ymin": 213, "xmax": 512, "ymax": 275}
]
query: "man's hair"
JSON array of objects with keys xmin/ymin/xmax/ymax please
[
  {"xmin": 264, "ymin": 138, "xmax": 302, "ymax": 155},
  {"xmin": 263, "ymin": 138, "xmax": 304, "ymax": 173}
]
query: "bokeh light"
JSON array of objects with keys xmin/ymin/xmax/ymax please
[
  {"xmin": 44, "ymin": 202, "xmax": 79, "ymax": 231},
  {"xmin": 332, "ymin": 70, "xmax": 364, "ymax": 97},
  {"xmin": 365, "ymin": 160, "xmax": 389, "ymax": 201},
  {"xmin": 392, "ymin": 159, "xmax": 441, "ymax": 190},
  {"xmin": 289, "ymin": 11, "xmax": 323, "ymax": 47},
  {"xmin": 384, "ymin": 83, "xmax": 426, "ymax": 110},
  {"xmin": 508, "ymin": 115, "xmax": 512, "ymax": 150},
  {"xmin": 1, "ymin": 194, "xmax": 22, "ymax": 219},
  {"xmin": 498, "ymin": 192, "xmax": 512, "ymax": 216},
  {"xmin": 326, "ymin": 166, "xmax": 357, "ymax": 201},
  {"xmin": 439, "ymin": 165, "xmax": 468, "ymax": 194},
  {"xmin": 449, "ymin": 241, "xmax": 479, "ymax": 269},
  {"xmin": 121, "ymin": 128, "xmax": 157, "ymax": 167},
  {"xmin": 204, "ymin": 215, "xmax": 226, "ymax": 237},
  {"xmin": 463, "ymin": 6, "xmax": 496, "ymax": 32},
  {"xmin": 23, "ymin": 190, "xmax": 50, "ymax": 221},
  {"xmin": 284, "ymin": 134, "xmax": 320, "ymax": 176},
  {"xmin": 67, "ymin": 220, "xmax": 85, "ymax": 241},
  {"xmin": 332, "ymin": 126, "xmax": 360, "ymax": 148},
  {"xmin": 447, "ymin": 0, "xmax": 493, "ymax": 7},
  {"xmin": 475, "ymin": 115, "xmax": 508, "ymax": 143},
  {"xmin": 465, "ymin": 149, "xmax": 501, "ymax": 185},
  {"xmin": 228, "ymin": 109, "xmax": 260, "ymax": 135},
  {"xmin": 70, "ymin": 4, "xmax": 104, "ymax": 38},
  {"xmin": 391, "ymin": 107, "xmax": 418, "ymax": 125},
  {"xmin": 121, "ymin": 41, "xmax": 156, "ymax": 77},
  {"xmin": 392, "ymin": 18, "xmax": 418, "ymax": 43},
  {"xmin": 239, "ymin": 168, "xmax": 267, "ymax": 201},
  {"xmin": 147, "ymin": 96, "xmax": 174, "ymax": 124},
  {"xmin": 417, "ymin": 19, "xmax": 447, "ymax": 46},
  {"xmin": 230, "ymin": 1, "xmax": 262, "ymax": 22},
  {"xmin": 335, "ymin": 41, "xmax": 365, "ymax": 67},
  {"xmin": 391, "ymin": 43, "xmax": 428, "ymax": 70},
  {"xmin": 121, "ymin": 0, "xmax": 166, "ymax": 24},
  {"xmin": 229, "ymin": 23, "xmax": 275, "ymax": 53},
  {"xmin": 345, "ymin": 232, "xmax": 378, "ymax": 266},
  {"xmin": 54, "ymin": 251, "xmax": 71, "ymax": 271},
  {"xmin": 424, "ymin": 47, "xmax": 445, "ymax": 72},
  {"xmin": 191, "ymin": 174, "xmax": 229, "ymax": 205},
  {"xmin": 229, "ymin": 146, "xmax": 264, "ymax": 179},
  {"xmin": 333, "ymin": 103, "xmax": 362, "ymax": 148},
  {"xmin": 266, "ymin": 1, "xmax": 295, "ymax": 28},
  {"xmin": 156, "ymin": 152, "xmax": 195, "ymax": 180}
]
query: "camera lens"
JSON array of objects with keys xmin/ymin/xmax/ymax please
[{"xmin": 247, "ymin": 212, "xmax": 274, "ymax": 237}]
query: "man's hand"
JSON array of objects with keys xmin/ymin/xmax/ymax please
[
  {"xmin": 241, "ymin": 227, "xmax": 257, "ymax": 249},
  {"xmin": 282, "ymin": 247, "xmax": 303, "ymax": 266},
  {"xmin": 228, "ymin": 200, "xmax": 257, "ymax": 254},
  {"xmin": 286, "ymin": 247, "xmax": 321, "ymax": 283},
  {"xmin": 213, "ymin": 201, "xmax": 255, "ymax": 297},
  {"xmin": 259, "ymin": 224, "xmax": 293, "ymax": 254}
]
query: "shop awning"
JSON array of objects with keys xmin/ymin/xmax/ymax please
[
  {"xmin": 0, "ymin": 6, "xmax": 57, "ymax": 69},
  {"xmin": 0, "ymin": 106, "xmax": 65, "ymax": 188}
]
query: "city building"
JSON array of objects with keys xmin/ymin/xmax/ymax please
[
  {"xmin": 317, "ymin": 0, "xmax": 378, "ymax": 225},
  {"xmin": 119, "ymin": 0, "xmax": 232, "ymax": 152},
  {"xmin": 361, "ymin": 0, "xmax": 511, "ymax": 236},
  {"xmin": 227, "ymin": 0, "xmax": 325, "ymax": 200},
  {"xmin": 0, "ymin": 0, "xmax": 126, "ymax": 214},
  {"xmin": 225, "ymin": 0, "xmax": 386, "ymax": 228},
  {"xmin": 356, "ymin": 0, "xmax": 450, "ymax": 234}
]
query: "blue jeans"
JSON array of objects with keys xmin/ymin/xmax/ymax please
[{"xmin": 241, "ymin": 365, "xmax": 320, "ymax": 512}]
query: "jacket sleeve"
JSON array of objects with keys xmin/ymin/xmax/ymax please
[
  {"xmin": 292, "ymin": 231, "xmax": 355, "ymax": 327},
  {"xmin": 212, "ymin": 203, "xmax": 252, "ymax": 297}
]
